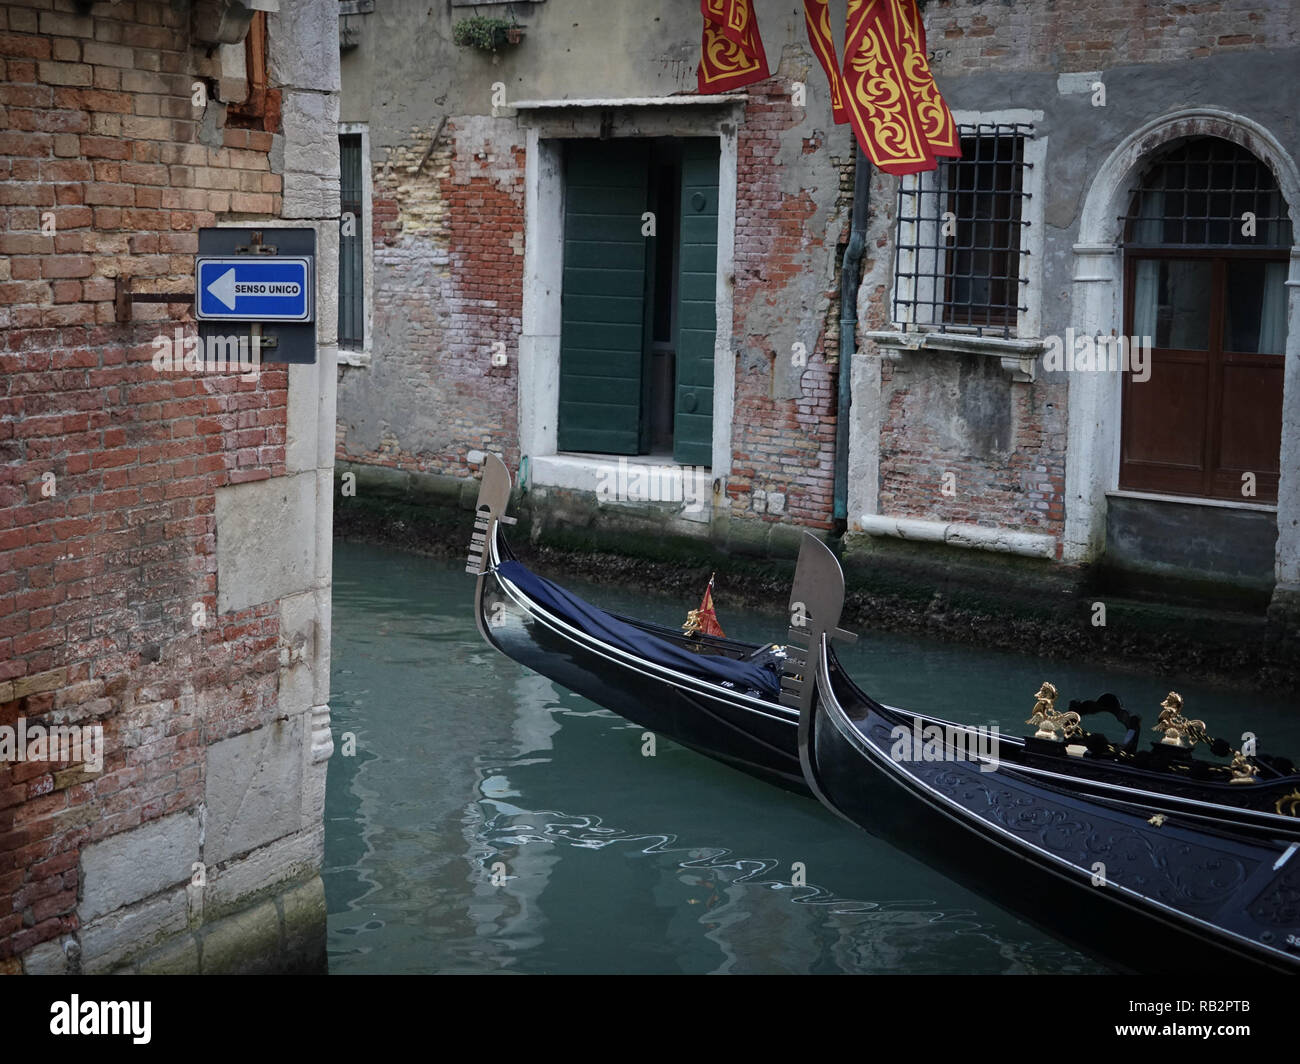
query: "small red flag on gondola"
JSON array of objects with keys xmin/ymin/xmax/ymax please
[
  {"xmin": 684, "ymin": 573, "xmax": 726, "ymax": 639},
  {"xmin": 698, "ymin": 574, "xmax": 725, "ymax": 638}
]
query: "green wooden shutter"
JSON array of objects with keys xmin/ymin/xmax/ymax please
[
  {"xmin": 673, "ymin": 139, "xmax": 720, "ymax": 467},
  {"xmin": 558, "ymin": 140, "xmax": 651, "ymax": 455}
]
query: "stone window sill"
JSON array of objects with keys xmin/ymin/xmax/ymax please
[
  {"xmin": 864, "ymin": 329, "xmax": 1045, "ymax": 383},
  {"xmin": 338, "ymin": 350, "xmax": 371, "ymax": 368}
]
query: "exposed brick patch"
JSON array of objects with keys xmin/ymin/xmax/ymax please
[
  {"xmin": 730, "ymin": 81, "xmax": 844, "ymax": 530},
  {"xmin": 929, "ymin": 0, "xmax": 1283, "ymax": 74},
  {"xmin": 339, "ymin": 119, "xmax": 522, "ymax": 478}
]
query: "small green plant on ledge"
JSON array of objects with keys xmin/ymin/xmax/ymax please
[{"xmin": 453, "ymin": 15, "xmax": 523, "ymax": 54}]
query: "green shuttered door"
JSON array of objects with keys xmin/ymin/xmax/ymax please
[
  {"xmin": 558, "ymin": 140, "xmax": 651, "ymax": 455},
  {"xmin": 674, "ymin": 139, "xmax": 719, "ymax": 467},
  {"xmin": 558, "ymin": 138, "xmax": 719, "ymax": 464}
]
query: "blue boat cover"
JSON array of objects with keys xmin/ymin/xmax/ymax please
[{"xmin": 497, "ymin": 560, "xmax": 781, "ymax": 697}]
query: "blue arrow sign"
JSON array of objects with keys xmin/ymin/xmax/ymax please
[{"xmin": 195, "ymin": 257, "xmax": 313, "ymax": 322}]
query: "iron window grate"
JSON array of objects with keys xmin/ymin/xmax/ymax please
[
  {"xmin": 338, "ymin": 132, "xmax": 365, "ymax": 352},
  {"xmin": 892, "ymin": 122, "xmax": 1034, "ymax": 340},
  {"xmin": 1120, "ymin": 138, "xmax": 1293, "ymax": 249}
]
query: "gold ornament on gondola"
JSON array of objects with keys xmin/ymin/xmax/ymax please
[
  {"xmin": 1229, "ymin": 750, "xmax": 1260, "ymax": 785},
  {"xmin": 1026, "ymin": 681, "xmax": 1082, "ymax": 742},
  {"xmin": 1275, "ymin": 789, "xmax": 1300, "ymax": 817},
  {"xmin": 1152, "ymin": 692, "xmax": 1208, "ymax": 750},
  {"xmin": 1151, "ymin": 692, "xmax": 1259, "ymax": 783}
]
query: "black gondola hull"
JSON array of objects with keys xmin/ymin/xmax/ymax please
[
  {"xmin": 478, "ymin": 565, "xmax": 807, "ymax": 794},
  {"xmin": 806, "ymin": 642, "xmax": 1300, "ymax": 975}
]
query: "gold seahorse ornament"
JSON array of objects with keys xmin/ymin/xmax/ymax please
[
  {"xmin": 1152, "ymin": 692, "xmax": 1208, "ymax": 750},
  {"xmin": 1026, "ymin": 682, "xmax": 1081, "ymax": 742},
  {"xmin": 1152, "ymin": 692, "xmax": 1258, "ymax": 783}
]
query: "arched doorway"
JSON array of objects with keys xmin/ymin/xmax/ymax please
[
  {"xmin": 1119, "ymin": 137, "xmax": 1291, "ymax": 503},
  {"xmin": 1065, "ymin": 109, "xmax": 1300, "ymax": 601}
]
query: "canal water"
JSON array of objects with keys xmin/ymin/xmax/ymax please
[{"xmin": 325, "ymin": 540, "xmax": 1300, "ymax": 975}]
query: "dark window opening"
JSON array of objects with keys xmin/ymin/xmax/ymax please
[
  {"xmin": 892, "ymin": 123, "xmax": 1033, "ymax": 338},
  {"xmin": 338, "ymin": 133, "xmax": 365, "ymax": 352},
  {"xmin": 1124, "ymin": 138, "xmax": 1291, "ymax": 249}
]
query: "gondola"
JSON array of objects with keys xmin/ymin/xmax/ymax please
[
  {"xmin": 786, "ymin": 531, "xmax": 1300, "ymax": 974},
  {"xmin": 468, "ymin": 454, "xmax": 806, "ymax": 793},
  {"xmin": 467, "ymin": 454, "xmax": 1300, "ymax": 844}
]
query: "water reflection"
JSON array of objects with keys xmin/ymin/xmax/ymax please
[{"xmin": 326, "ymin": 541, "xmax": 1298, "ymax": 975}]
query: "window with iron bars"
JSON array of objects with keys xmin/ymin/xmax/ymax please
[
  {"xmin": 891, "ymin": 123, "xmax": 1034, "ymax": 339},
  {"xmin": 338, "ymin": 132, "xmax": 365, "ymax": 352}
]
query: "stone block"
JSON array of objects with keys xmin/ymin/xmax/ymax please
[
  {"xmin": 79, "ymin": 812, "xmax": 199, "ymax": 922},
  {"xmin": 136, "ymin": 932, "xmax": 201, "ymax": 975},
  {"xmin": 80, "ymin": 887, "xmax": 189, "ymax": 973},
  {"xmin": 268, "ymin": 2, "xmax": 341, "ymax": 93},
  {"xmin": 215, "ymin": 471, "xmax": 317, "ymax": 613},
  {"xmin": 201, "ymin": 825, "xmax": 323, "ymax": 922},
  {"xmin": 281, "ymin": 875, "xmax": 327, "ymax": 972},
  {"xmin": 199, "ymin": 899, "xmax": 281, "ymax": 974},
  {"xmin": 203, "ymin": 716, "xmax": 305, "ymax": 865},
  {"xmin": 21, "ymin": 939, "xmax": 68, "ymax": 975}
]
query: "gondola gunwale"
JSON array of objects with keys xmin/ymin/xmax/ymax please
[
  {"xmin": 807, "ymin": 635, "xmax": 1300, "ymax": 973},
  {"xmin": 820, "ymin": 653, "xmax": 1300, "ymax": 842},
  {"xmin": 477, "ymin": 529, "xmax": 798, "ymax": 728}
]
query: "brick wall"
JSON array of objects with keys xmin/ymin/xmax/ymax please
[
  {"xmin": 855, "ymin": 0, "xmax": 1296, "ymax": 543},
  {"xmin": 929, "ymin": 0, "xmax": 1291, "ymax": 73},
  {"xmin": 339, "ymin": 84, "xmax": 848, "ymax": 530},
  {"xmin": 336, "ymin": 117, "xmax": 522, "ymax": 479},
  {"xmin": 873, "ymin": 354, "xmax": 1068, "ymax": 538},
  {"xmin": 0, "ymin": 0, "xmax": 288, "ymax": 965},
  {"xmin": 730, "ymin": 84, "xmax": 849, "ymax": 531}
]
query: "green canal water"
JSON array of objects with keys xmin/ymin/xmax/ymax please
[{"xmin": 324, "ymin": 540, "xmax": 1300, "ymax": 975}]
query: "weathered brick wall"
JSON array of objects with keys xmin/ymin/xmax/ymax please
[
  {"xmin": 873, "ymin": 354, "xmax": 1067, "ymax": 537},
  {"xmin": 930, "ymin": 0, "xmax": 1293, "ymax": 73},
  {"xmin": 858, "ymin": 145, "xmax": 1068, "ymax": 541},
  {"xmin": 0, "ymin": 0, "xmax": 288, "ymax": 965},
  {"xmin": 728, "ymin": 82, "xmax": 849, "ymax": 532},
  {"xmin": 858, "ymin": 0, "xmax": 1296, "ymax": 542},
  {"xmin": 336, "ymin": 117, "xmax": 522, "ymax": 479},
  {"xmin": 340, "ymin": 56, "xmax": 849, "ymax": 529}
]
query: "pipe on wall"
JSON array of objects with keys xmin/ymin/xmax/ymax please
[{"xmin": 834, "ymin": 145, "xmax": 871, "ymax": 525}]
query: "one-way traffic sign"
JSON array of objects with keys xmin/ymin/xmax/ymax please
[{"xmin": 195, "ymin": 257, "xmax": 314, "ymax": 322}]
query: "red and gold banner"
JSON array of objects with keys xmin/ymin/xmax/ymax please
[
  {"xmin": 841, "ymin": 0, "xmax": 935, "ymax": 175},
  {"xmin": 697, "ymin": 0, "xmax": 770, "ymax": 94},
  {"xmin": 894, "ymin": 0, "xmax": 960, "ymax": 159},
  {"xmin": 696, "ymin": 0, "xmax": 959, "ymax": 176},
  {"xmin": 803, "ymin": 0, "xmax": 848, "ymax": 124}
]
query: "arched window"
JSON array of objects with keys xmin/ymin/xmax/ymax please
[{"xmin": 1120, "ymin": 137, "xmax": 1291, "ymax": 502}]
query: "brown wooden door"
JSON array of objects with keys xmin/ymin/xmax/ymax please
[{"xmin": 1121, "ymin": 249, "xmax": 1286, "ymax": 503}]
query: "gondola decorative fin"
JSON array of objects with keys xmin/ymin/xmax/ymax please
[
  {"xmin": 780, "ymin": 533, "xmax": 856, "ymax": 715},
  {"xmin": 466, "ymin": 454, "xmax": 515, "ymax": 575}
]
